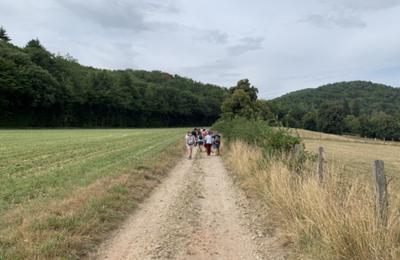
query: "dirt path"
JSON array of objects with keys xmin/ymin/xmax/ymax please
[{"xmin": 94, "ymin": 149, "xmax": 284, "ymax": 259}]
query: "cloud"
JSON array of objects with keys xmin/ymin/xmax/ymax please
[
  {"xmin": 179, "ymin": 59, "xmax": 241, "ymax": 86},
  {"xmin": 145, "ymin": 0, "xmax": 180, "ymax": 13},
  {"xmin": 334, "ymin": 0, "xmax": 400, "ymax": 11},
  {"xmin": 182, "ymin": 59, "xmax": 235, "ymax": 74},
  {"xmin": 302, "ymin": 14, "xmax": 366, "ymax": 29},
  {"xmin": 2, "ymin": 0, "xmax": 400, "ymax": 98},
  {"xmin": 301, "ymin": 0, "xmax": 400, "ymax": 30},
  {"xmin": 57, "ymin": 0, "xmax": 179, "ymax": 32},
  {"xmin": 218, "ymin": 72, "xmax": 242, "ymax": 78},
  {"xmin": 197, "ymin": 29, "xmax": 229, "ymax": 44},
  {"xmin": 227, "ymin": 36, "xmax": 264, "ymax": 55}
]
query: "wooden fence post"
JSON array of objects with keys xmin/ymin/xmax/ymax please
[
  {"xmin": 372, "ymin": 160, "xmax": 388, "ymax": 227},
  {"xmin": 317, "ymin": 147, "xmax": 325, "ymax": 184},
  {"xmin": 293, "ymin": 144, "xmax": 301, "ymax": 158}
]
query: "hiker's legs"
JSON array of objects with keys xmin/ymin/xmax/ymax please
[
  {"xmin": 188, "ymin": 146, "xmax": 193, "ymax": 159},
  {"xmin": 215, "ymin": 144, "xmax": 220, "ymax": 155},
  {"xmin": 186, "ymin": 145, "xmax": 192, "ymax": 159},
  {"xmin": 206, "ymin": 144, "xmax": 211, "ymax": 155}
]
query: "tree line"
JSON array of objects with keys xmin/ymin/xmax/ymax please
[
  {"xmin": 3, "ymin": 26, "xmax": 399, "ymax": 138},
  {"xmin": 220, "ymin": 79, "xmax": 400, "ymax": 141},
  {"xmin": 0, "ymin": 27, "xmax": 227, "ymax": 127},
  {"xmin": 271, "ymin": 81, "xmax": 400, "ymax": 140}
]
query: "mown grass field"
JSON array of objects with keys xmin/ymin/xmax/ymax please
[{"xmin": 0, "ymin": 128, "xmax": 185, "ymax": 259}]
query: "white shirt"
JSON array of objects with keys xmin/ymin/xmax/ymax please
[{"xmin": 205, "ymin": 134, "xmax": 213, "ymax": 144}]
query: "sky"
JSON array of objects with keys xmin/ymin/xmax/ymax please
[{"xmin": 1, "ymin": 0, "xmax": 400, "ymax": 98}]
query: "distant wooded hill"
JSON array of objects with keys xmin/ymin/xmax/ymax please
[
  {"xmin": 2, "ymin": 29, "xmax": 400, "ymax": 139},
  {"xmin": 0, "ymin": 35, "xmax": 227, "ymax": 127},
  {"xmin": 271, "ymin": 81, "xmax": 400, "ymax": 140}
]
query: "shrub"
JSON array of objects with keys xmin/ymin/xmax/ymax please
[{"xmin": 212, "ymin": 117, "xmax": 301, "ymax": 154}]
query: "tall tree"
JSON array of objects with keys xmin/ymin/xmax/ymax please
[
  {"xmin": 302, "ymin": 111, "xmax": 318, "ymax": 131},
  {"xmin": 0, "ymin": 26, "xmax": 11, "ymax": 42},
  {"xmin": 229, "ymin": 79, "xmax": 258, "ymax": 101},
  {"xmin": 344, "ymin": 115, "xmax": 360, "ymax": 134},
  {"xmin": 221, "ymin": 89, "xmax": 255, "ymax": 119},
  {"xmin": 351, "ymin": 99, "xmax": 361, "ymax": 117},
  {"xmin": 255, "ymin": 99, "xmax": 275, "ymax": 122},
  {"xmin": 317, "ymin": 102, "xmax": 346, "ymax": 134},
  {"xmin": 342, "ymin": 99, "xmax": 351, "ymax": 115}
]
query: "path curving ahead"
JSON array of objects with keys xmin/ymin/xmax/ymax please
[{"xmin": 94, "ymin": 149, "xmax": 279, "ymax": 259}]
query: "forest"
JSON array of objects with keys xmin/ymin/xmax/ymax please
[
  {"xmin": 2, "ymin": 27, "xmax": 400, "ymax": 140},
  {"xmin": 271, "ymin": 81, "xmax": 400, "ymax": 140},
  {"xmin": 0, "ymin": 29, "xmax": 227, "ymax": 127}
]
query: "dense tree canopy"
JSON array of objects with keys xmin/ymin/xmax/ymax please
[
  {"xmin": 0, "ymin": 31, "xmax": 227, "ymax": 127},
  {"xmin": 272, "ymin": 81, "xmax": 400, "ymax": 140},
  {"xmin": 221, "ymin": 79, "xmax": 275, "ymax": 122},
  {"xmin": 228, "ymin": 79, "xmax": 258, "ymax": 101}
]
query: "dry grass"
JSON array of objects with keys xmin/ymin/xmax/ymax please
[
  {"xmin": 291, "ymin": 128, "xmax": 400, "ymax": 146},
  {"xmin": 293, "ymin": 129, "xmax": 400, "ymax": 182},
  {"xmin": 225, "ymin": 140, "xmax": 400, "ymax": 259}
]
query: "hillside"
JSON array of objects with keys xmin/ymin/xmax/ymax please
[
  {"xmin": 271, "ymin": 81, "xmax": 400, "ymax": 140},
  {"xmin": 0, "ymin": 39, "xmax": 227, "ymax": 127},
  {"xmin": 273, "ymin": 81, "xmax": 400, "ymax": 115}
]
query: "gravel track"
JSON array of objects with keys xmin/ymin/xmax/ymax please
[{"xmin": 94, "ymin": 149, "xmax": 285, "ymax": 259}]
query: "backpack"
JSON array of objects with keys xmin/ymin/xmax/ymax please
[
  {"xmin": 187, "ymin": 136, "xmax": 195, "ymax": 145},
  {"xmin": 213, "ymin": 135, "xmax": 221, "ymax": 144}
]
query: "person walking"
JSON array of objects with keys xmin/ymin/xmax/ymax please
[
  {"xmin": 197, "ymin": 133, "xmax": 204, "ymax": 152},
  {"xmin": 191, "ymin": 128, "xmax": 198, "ymax": 147},
  {"xmin": 204, "ymin": 131, "xmax": 213, "ymax": 156},
  {"xmin": 200, "ymin": 128, "xmax": 207, "ymax": 152},
  {"xmin": 212, "ymin": 131, "xmax": 221, "ymax": 156},
  {"xmin": 185, "ymin": 131, "xmax": 195, "ymax": 159}
]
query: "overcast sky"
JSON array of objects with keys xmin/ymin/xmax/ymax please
[{"xmin": 1, "ymin": 0, "xmax": 400, "ymax": 98}]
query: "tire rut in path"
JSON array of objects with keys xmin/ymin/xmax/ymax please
[{"xmin": 94, "ymin": 149, "xmax": 270, "ymax": 259}]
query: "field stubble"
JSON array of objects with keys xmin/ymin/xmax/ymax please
[{"xmin": 294, "ymin": 128, "xmax": 400, "ymax": 182}]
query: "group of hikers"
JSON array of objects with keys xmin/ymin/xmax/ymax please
[{"xmin": 185, "ymin": 128, "xmax": 221, "ymax": 159}]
